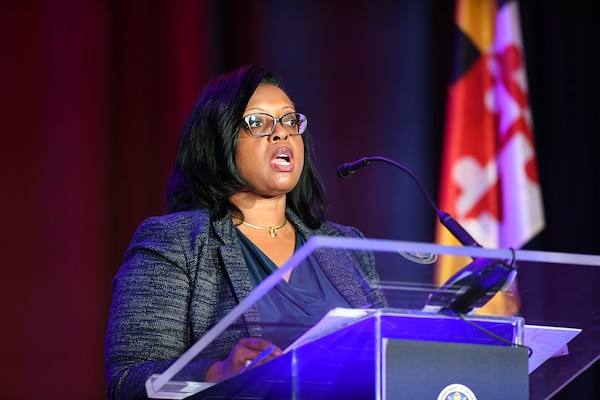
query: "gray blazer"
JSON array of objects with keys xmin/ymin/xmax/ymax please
[{"xmin": 105, "ymin": 208, "xmax": 386, "ymax": 400}]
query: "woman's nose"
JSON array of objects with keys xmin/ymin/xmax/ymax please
[{"xmin": 269, "ymin": 123, "xmax": 289, "ymax": 141}]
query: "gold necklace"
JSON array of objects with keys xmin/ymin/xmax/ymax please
[{"xmin": 232, "ymin": 217, "xmax": 287, "ymax": 238}]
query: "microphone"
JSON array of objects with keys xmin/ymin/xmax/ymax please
[
  {"xmin": 336, "ymin": 155, "xmax": 516, "ymax": 315},
  {"xmin": 336, "ymin": 157, "xmax": 371, "ymax": 178},
  {"xmin": 336, "ymin": 156, "xmax": 481, "ymax": 247}
]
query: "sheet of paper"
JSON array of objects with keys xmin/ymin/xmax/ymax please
[{"xmin": 284, "ymin": 307, "xmax": 376, "ymax": 353}]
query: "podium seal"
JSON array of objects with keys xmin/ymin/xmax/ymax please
[{"xmin": 437, "ymin": 383, "xmax": 477, "ymax": 400}]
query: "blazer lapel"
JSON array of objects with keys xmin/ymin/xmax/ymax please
[
  {"xmin": 212, "ymin": 215, "xmax": 262, "ymax": 336},
  {"xmin": 286, "ymin": 210, "xmax": 373, "ymax": 308}
]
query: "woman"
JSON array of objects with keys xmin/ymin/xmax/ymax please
[{"xmin": 104, "ymin": 65, "xmax": 386, "ymax": 400}]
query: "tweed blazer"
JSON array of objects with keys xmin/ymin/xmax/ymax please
[{"xmin": 104, "ymin": 208, "xmax": 386, "ymax": 400}]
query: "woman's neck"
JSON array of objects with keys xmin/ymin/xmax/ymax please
[{"xmin": 229, "ymin": 192, "xmax": 287, "ymax": 227}]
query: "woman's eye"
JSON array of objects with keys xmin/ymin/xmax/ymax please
[
  {"xmin": 247, "ymin": 115, "xmax": 265, "ymax": 128},
  {"xmin": 283, "ymin": 115, "xmax": 298, "ymax": 127}
]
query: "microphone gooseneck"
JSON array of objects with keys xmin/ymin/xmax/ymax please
[
  {"xmin": 336, "ymin": 156, "xmax": 481, "ymax": 247},
  {"xmin": 335, "ymin": 155, "xmax": 515, "ymax": 315}
]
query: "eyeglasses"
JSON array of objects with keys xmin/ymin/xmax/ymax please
[{"xmin": 242, "ymin": 112, "xmax": 307, "ymax": 137}]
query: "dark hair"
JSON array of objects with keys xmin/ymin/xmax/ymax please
[{"xmin": 166, "ymin": 65, "xmax": 327, "ymax": 228}]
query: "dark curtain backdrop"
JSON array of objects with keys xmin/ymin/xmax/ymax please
[{"xmin": 1, "ymin": 1, "xmax": 598, "ymax": 398}]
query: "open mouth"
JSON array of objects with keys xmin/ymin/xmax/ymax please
[
  {"xmin": 271, "ymin": 148, "xmax": 294, "ymax": 170},
  {"xmin": 274, "ymin": 154, "xmax": 291, "ymax": 165}
]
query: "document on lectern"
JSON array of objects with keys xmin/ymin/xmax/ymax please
[
  {"xmin": 283, "ymin": 306, "xmax": 582, "ymax": 377},
  {"xmin": 284, "ymin": 307, "xmax": 376, "ymax": 353}
]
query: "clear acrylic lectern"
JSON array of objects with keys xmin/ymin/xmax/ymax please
[{"xmin": 144, "ymin": 236, "xmax": 599, "ymax": 400}]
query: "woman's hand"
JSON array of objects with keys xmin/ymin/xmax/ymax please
[{"xmin": 205, "ymin": 337, "xmax": 283, "ymax": 382}]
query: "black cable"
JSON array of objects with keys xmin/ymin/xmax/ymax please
[{"xmin": 456, "ymin": 312, "xmax": 533, "ymax": 358}]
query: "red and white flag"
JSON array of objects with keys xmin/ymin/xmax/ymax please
[{"xmin": 434, "ymin": 0, "xmax": 545, "ymax": 316}]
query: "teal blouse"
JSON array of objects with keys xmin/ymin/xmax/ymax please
[{"xmin": 236, "ymin": 229, "xmax": 351, "ymax": 349}]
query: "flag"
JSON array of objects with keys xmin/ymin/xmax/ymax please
[{"xmin": 434, "ymin": 0, "xmax": 545, "ymax": 316}]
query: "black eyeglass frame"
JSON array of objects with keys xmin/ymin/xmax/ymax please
[{"xmin": 242, "ymin": 112, "xmax": 308, "ymax": 137}]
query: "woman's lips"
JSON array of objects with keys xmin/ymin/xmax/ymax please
[{"xmin": 270, "ymin": 147, "xmax": 294, "ymax": 171}]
